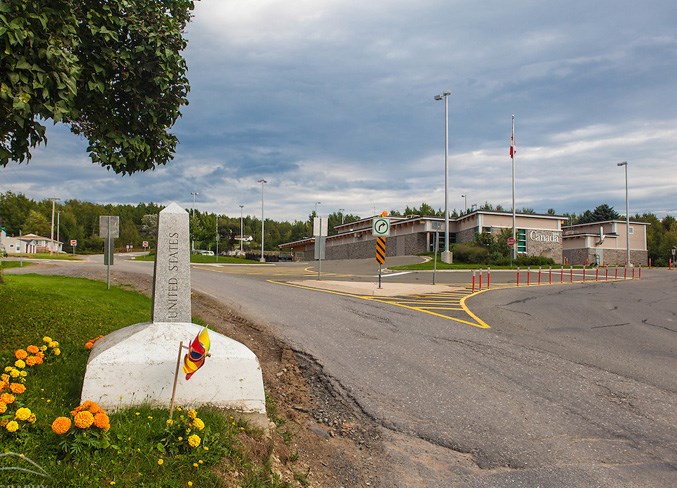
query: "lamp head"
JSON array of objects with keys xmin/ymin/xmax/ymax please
[
  {"xmin": 617, "ymin": 161, "xmax": 627, "ymax": 167},
  {"xmin": 434, "ymin": 95, "xmax": 442, "ymax": 101}
]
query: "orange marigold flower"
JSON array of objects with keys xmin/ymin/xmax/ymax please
[
  {"xmin": 93, "ymin": 412, "xmax": 110, "ymax": 430},
  {"xmin": 15, "ymin": 349, "xmax": 28, "ymax": 360},
  {"xmin": 52, "ymin": 417, "xmax": 71, "ymax": 434},
  {"xmin": 85, "ymin": 342, "xmax": 94, "ymax": 349},
  {"xmin": 25, "ymin": 356, "xmax": 37, "ymax": 367},
  {"xmin": 0, "ymin": 402, "xmax": 6, "ymax": 414},
  {"xmin": 27, "ymin": 345, "xmax": 39, "ymax": 354},
  {"xmin": 0, "ymin": 393, "xmax": 15, "ymax": 405},
  {"xmin": 74, "ymin": 411, "xmax": 94, "ymax": 429},
  {"xmin": 33, "ymin": 355, "xmax": 44, "ymax": 365},
  {"xmin": 9, "ymin": 383, "xmax": 26, "ymax": 394}
]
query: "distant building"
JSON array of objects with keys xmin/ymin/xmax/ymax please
[
  {"xmin": 0, "ymin": 233, "xmax": 63, "ymax": 254},
  {"xmin": 279, "ymin": 210, "xmax": 565, "ymax": 263},
  {"xmin": 562, "ymin": 220, "xmax": 648, "ymax": 266}
]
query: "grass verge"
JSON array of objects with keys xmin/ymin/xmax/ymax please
[
  {"xmin": 132, "ymin": 254, "xmax": 264, "ymax": 265},
  {"xmin": 0, "ymin": 275, "xmax": 289, "ymax": 487}
]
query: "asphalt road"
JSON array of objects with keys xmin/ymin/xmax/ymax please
[
  {"xmin": 9, "ymin": 256, "xmax": 676, "ymax": 487},
  {"xmin": 189, "ymin": 261, "xmax": 677, "ymax": 487}
]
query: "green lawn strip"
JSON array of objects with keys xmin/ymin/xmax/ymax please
[
  {"xmin": 0, "ymin": 261, "xmax": 32, "ymax": 269},
  {"xmin": 4, "ymin": 253, "xmax": 81, "ymax": 261},
  {"xmin": 0, "ymin": 275, "xmax": 289, "ymax": 487},
  {"xmin": 132, "ymin": 254, "xmax": 264, "ymax": 264}
]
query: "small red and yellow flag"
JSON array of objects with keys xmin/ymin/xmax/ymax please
[{"xmin": 182, "ymin": 327, "xmax": 210, "ymax": 380}]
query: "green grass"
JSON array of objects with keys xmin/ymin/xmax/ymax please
[
  {"xmin": 5, "ymin": 253, "xmax": 81, "ymax": 261},
  {"xmin": 0, "ymin": 275, "xmax": 289, "ymax": 487},
  {"xmin": 132, "ymin": 254, "xmax": 264, "ymax": 264},
  {"xmin": 0, "ymin": 261, "xmax": 32, "ymax": 269}
]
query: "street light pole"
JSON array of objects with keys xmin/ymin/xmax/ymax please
[
  {"xmin": 314, "ymin": 201, "xmax": 321, "ymax": 216},
  {"xmin": 48, "ymin": 197, "xmax": 60, "ymax": 255},
  {"xmin": 461, "ymin": 194, "xmax": 467, "ymax": 214},
  {"xmin": 617, "ymin": 161, "xmax": 630, "ymax": 266},
  {"xmin": 435, "ymin": 90, "xmax": 452, "ymax": 263},
  {"xmin": 239, "ymin": 204, "xmax": 244, "ymax": 255},
  {"xmin": 339, "ymin": 208, "xmax": 345, "ymax": 225},
  {"xmin": 258, "ymin": 179, "xmax": 267, "ymax": 262},
  {"xmin": 190, "ymin": 191, "xmax": 199, "ymax": 252}
]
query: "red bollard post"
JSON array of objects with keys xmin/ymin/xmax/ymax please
[
  {"xmin": 595, "ymin": 268, "xmax": 599, "ymax": 281},
  {"xmin": 538, "ymin": 267, "xmax": 542, "ymax": 285},
  {"xmin": 549, "ymin": 267, "xmax": 552, "ymax": 285},
  {"xmin": 527, "ymin": 267, "xmax": 531, "ymax": 286},
  {"xmin": 649, "ymin": 258, "xmax": 652, "ymax": 269},
  {"xmin": 615, "ymin": 267, "xmax": 618, "ymax": 279},
  {"xmin": 570, "ymin": 266, "xmax": 574, "ymax": 282},
  {"xmin": 472, "ymin": 270, "xmax": 476, "ymax": 293},
  {"xmin": 517, "ymin": 267, "xmax": 520, "ymax": 286},
  {"xmin": 583, "ymin": 267, "xmax": 586, "ymax": 282},
  {"xmin": 670, "ymin": 259, "xmax": 673, "ymax": 270},
  {"xmin": 479, "ymin": 268, "xmax": 483, "ymax": 291},
  {"xmin": 605, "ymin": 268, "xmax": 609, "ymax": 281},
  {"xmin": 487, "ymin": 267, "xmax": 491, "ymax": 289}
]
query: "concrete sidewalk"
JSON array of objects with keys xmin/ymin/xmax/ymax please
[{"xmin": 288, "ymin": 280, "xmax": 466, "ymax": 297}]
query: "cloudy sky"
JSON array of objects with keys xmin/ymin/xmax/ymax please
[{"xmin": 2, "ymin": 0, "xmax": 676, "ymax": 221}]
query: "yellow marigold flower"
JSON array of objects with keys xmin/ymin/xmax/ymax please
[
  {"xmin": 14, "ymin": 349, "xmax": 28, "ymax": 360},
  {"xmin": 0, "ymin": 402, "xmax": 6, "ymax": 414},
  {"xmin": 192, "ymin": 462, "xmax": 198, "ymax": 468},
  {"xmin": 187, "ymin": 434, "xmax": 201, "ymax": 448},
  {"xmin": 52, "ymin": 417, "xmax": 71, "ymax": 434},
  {"xmin": 74, "ymin": 411, "xmax": 94, "ymax": 429},
  {"xmin": 0, "ymin": 420, "xmax": 8, "ymax": 427},
  {"xmin": 166, "ymin": 419, "xmax": 174, "ymax": 426},
  {"xmin": 43, "ymin": 336, "xmax": 53, "ymax": 343},
  {"xmin": 1, "ymin": 374, "xmax": 9, "ymax": 383},
  {"xmin": 14, "ymin": 407, "xmax": 31, "ymax": 421},
  {"xmin": 0, "ymin": 393, "xmax": 15, "ymax": 404},
  {"xmin": 10, "ymin": 383, "xmax": 26, "ymax": 394},
  {"xmin": 178, "ymin": 436, "xmax": 183, "ymax": 441},
  {"xmin": 93, "ymin": 412, "xmax": 110, "ymax": 430},
  {"xmin": 4, "ymin": 367, "xmax": 12, "ymax": 373},
  {"xmin": 203, "ymin": 446, "xmax": 209, "ymax": 451},
  {"xmin": 53, "ymin": 348, "xmax": 61, "ymax": 356},
  {"xmin": 19, "ymin": 371, "xmax": 27, "ymax": 377},
  {"xmin": 27, "ymin": 345, "xmax": 39, "ymax": 354},
  {"xmin": 39, "ymin": 345, "xmax": 47, "ymax": 352},
  {"xmin": 192, "ymin": 418, "xmax": 205, "ymax": 431},
  {"xmin": 28, "ymin": 413, "xmax": 36, "ymax": 424},
  {"xmin": 6, "ymin": 421, "xmax": 19, "ymax": 433},
  {"xmin": 48, "ymin": 341, "xmax": 59, "ymax": 349},
  {"xmin": 14, "ymin": 360, "xmax": 26, "ymax": 369},
  {"xmin": 188, "ymin": 482, "xmax": 193, "ymax": 487},
  {"xmin": 157, "ymin": 459, "xmax": 164, "ymax": 465},
  {"xmin": 187, "ymin": 409, "xmax": 197, "ymax": 419}
]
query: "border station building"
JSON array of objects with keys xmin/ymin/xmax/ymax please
[
  {"xmin": 561, "ymin": 220, "xmax": 648, "ymax": 266},
  {"xmin": 279, "ymin": 210, "xmax": 565, "ymax": 263}
]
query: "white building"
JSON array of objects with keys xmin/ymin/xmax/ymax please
[{"xmin": 0, "ymin": 232, "xmax": 63, "ymax": 254}]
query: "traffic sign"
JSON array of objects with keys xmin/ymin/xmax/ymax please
[
  {"xmin": 372, "ymin": 217, "xmax": 390, "ymax": 237},
  {"xmin": 142, "ymin": 241, "xmax": 149, "ymax": 248},
  {"xmin": 507, "ymin": 237, "xmax": 516, "ymax": 246},
  {"xmin": 70, "ymin": 239, "xmax": 77, "ymax": 246},
  {"xmin": 375, "ymin": 236, "xmax": 386, "ymax": 264}
]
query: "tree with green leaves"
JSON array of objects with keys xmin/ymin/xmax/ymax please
[{"xmin": 0, "ymin": 0, "xmax": 195, "ymax": 173}]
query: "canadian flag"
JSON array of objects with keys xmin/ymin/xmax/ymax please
[{"xmin": 510, "ymin": 117, "xmax": 516, "ymax": 158}]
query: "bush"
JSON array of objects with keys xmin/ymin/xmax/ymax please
[
  {"xmin": 514, "ymin": 255, "xmax": 556, "ymax": 266},
  {"xmin": 452, "ymin": 244, "xmax": 489, "ymax": 264}
]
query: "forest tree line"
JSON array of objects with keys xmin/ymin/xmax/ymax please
[{"xmin": 1, "ymin": 193, "xmax": 675, "ymax": 264}]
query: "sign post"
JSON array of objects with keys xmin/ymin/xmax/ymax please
[
  {"xmin": 313, "ymin": 217, "xmax": 328, "ymax": 280},
  {"xmin": 99, "ymin": 216, "xmax": 120, "ymax": 290},
  {"xmin": 372, "ymin": 214, "xmax": 390, "ymax": 289},
  {"xmin": 70, "ymin": 239, "xmax": 77, "ymax": 256},
  {"xmin": 431, "ymin": 221, "xmax": 442, "ymax": 285},
  {"xmin": 507, "ymin": 236, "xmax": 516, "ymax": 267}
]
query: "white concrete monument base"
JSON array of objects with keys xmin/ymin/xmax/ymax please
[{"xmin": 81, "ymin": 322, "xmax": 267, "ymax": 424}]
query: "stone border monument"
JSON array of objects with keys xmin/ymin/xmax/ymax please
[{"xmin": 81, "ymin": 203, "xmax": 266, "ymax": 425}]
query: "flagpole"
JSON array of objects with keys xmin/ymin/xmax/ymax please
[{"xmin": 511, "ymin": 115, "xmax": 516, "ymax": 264}]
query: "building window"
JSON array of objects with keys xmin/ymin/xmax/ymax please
[{"xmin": 517, "ymin": 229, "xmax": 527, "ymax": 254}]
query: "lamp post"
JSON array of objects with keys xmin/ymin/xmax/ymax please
[
  {"xmin": 434, "ymin": 90, "xmax": 452, "ymax": 263},
  {"xmin": 461, "ymin": 194, "xmax": 467, "ymax": 214},
  {"xmin": 617, "ymin": 161, "xmax": 630, "ymax": 266},
  {"xmin": 258, "ymin": 179, "xmax": 267, "ymax": 262},
  {"xmin": 339, "ymin": 208, "xmax": 345, "ymax": 225},
  {"xmin": 239, "ymin": 204, "xmax": 244, "ymax": 255},
  {"xmin": 56, "ymin": 210, "xmax": 61, "ymax": 251},
  {"xmin": 190, "ymin": 191, "xmax": 199, "ymax": 252},
  {"xmin": 48, "ymin": 197, "xmax": 60, "ymax": 255}
]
